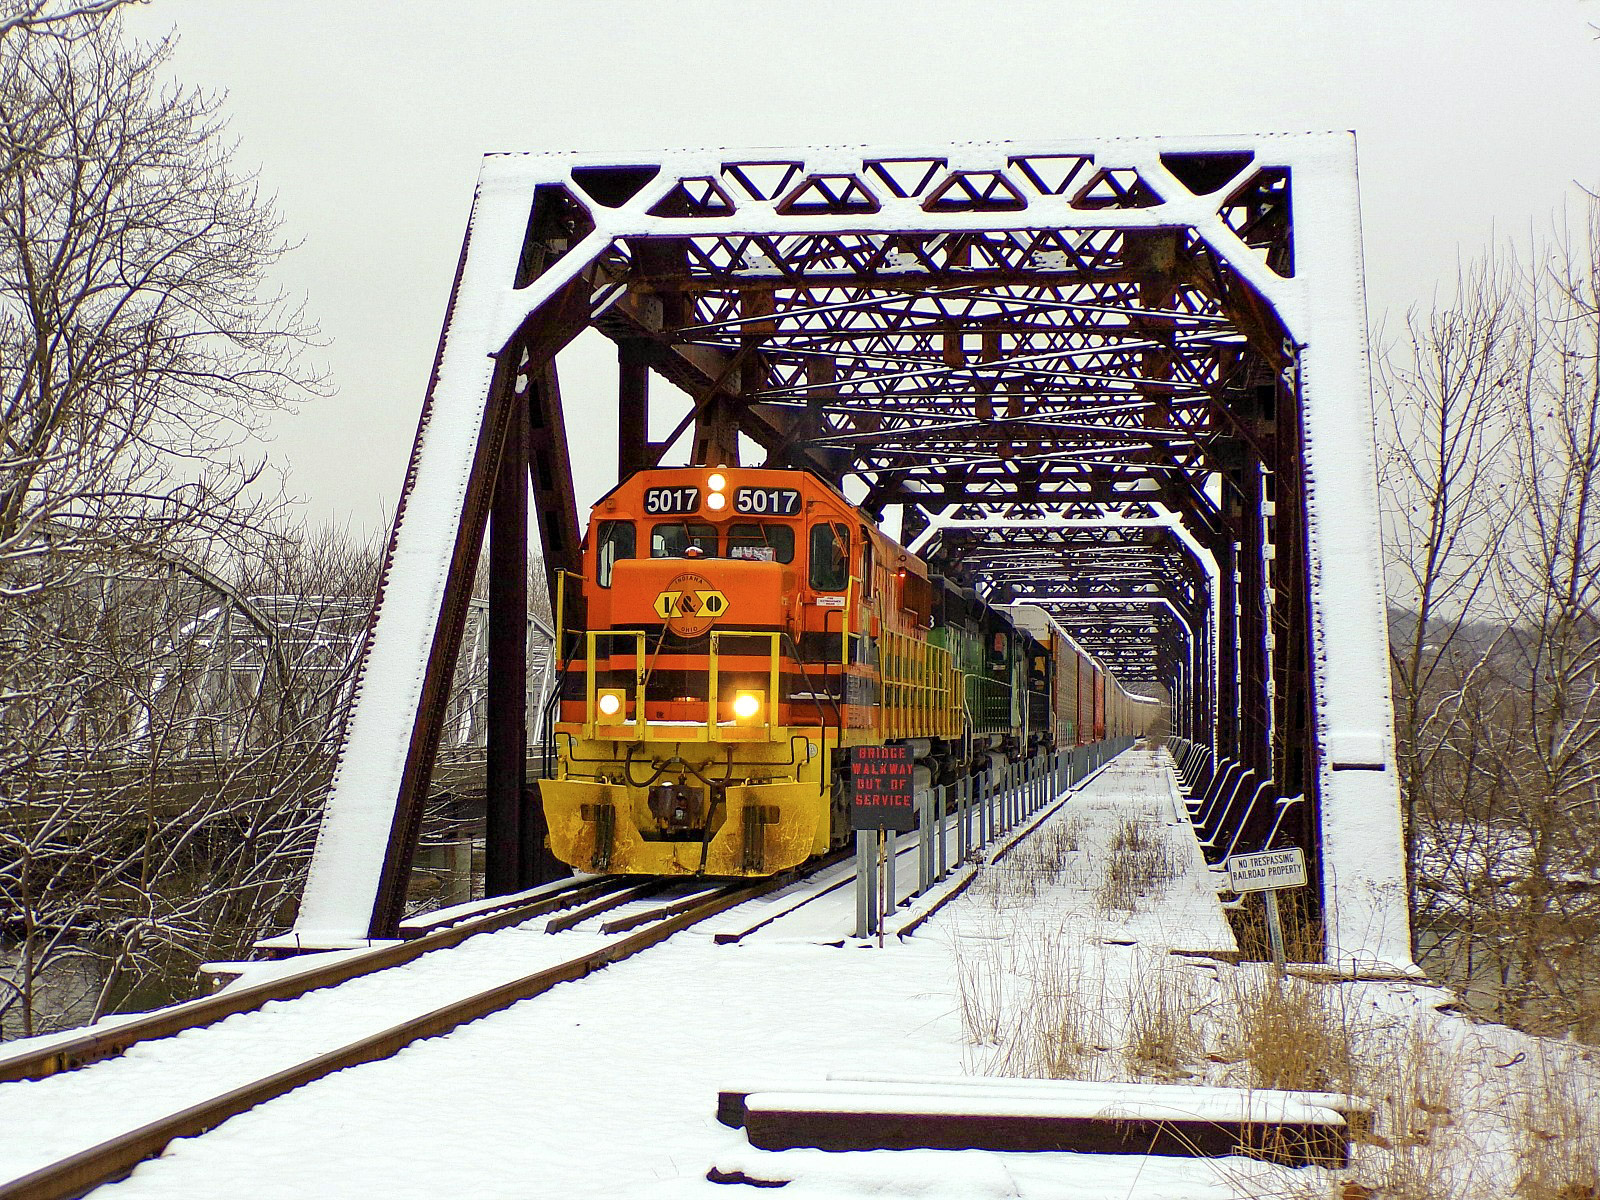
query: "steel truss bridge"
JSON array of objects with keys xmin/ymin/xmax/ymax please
[{"xmin": 294, "ymin": 136, "xmax": 1409, "ymax": 968}]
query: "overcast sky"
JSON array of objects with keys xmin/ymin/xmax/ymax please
[{"xmin": 124, "ymin": 1, "xmax": 1600, "ymax": 538}]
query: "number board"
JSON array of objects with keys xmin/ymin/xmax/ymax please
[
  {"xmin": 643, "ymin": 487, "xmax": 701, "ymax": 515},
  {"xmin": 851, "ymin": 745, "xmax": 917, "ymax": 832},
  {"xmin": 733, "ymin": 486, "xmax": 801, "ymax": 516}
]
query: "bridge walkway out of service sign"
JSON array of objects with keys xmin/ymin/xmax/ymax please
[{"xmin": 851, "ymin": 746, "xmax": 916, "ymax": 833}]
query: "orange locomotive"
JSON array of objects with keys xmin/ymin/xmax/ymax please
[{"xmin": 542, "ymin": 466, "xmax": 962, "ymax": 877}]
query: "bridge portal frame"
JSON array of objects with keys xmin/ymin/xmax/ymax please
[{"xmin": 291, "ymin": 135, "xmax": 1408, "ymax": 969}]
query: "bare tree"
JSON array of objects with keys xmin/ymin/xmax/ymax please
[
  {"xmin": 1381, "ymin": 198, "xmax": 1600, "ymax": 1037},
  {"xmin": 0, "ymin": 1, "xmax": 136, "ymax": 43},
  {"xmin": 0, "ymin": 525, "xmax": 378, "ymax": 1038},
  {"xmin": 1488, "ymin": 203, "xmax": 1600, "ymax": 1033},
  {"xmin": 0, "ymin": 9, "xmax": 334, "ymax": 1038},
  {"xmin": 1377, "ymin": 255, "xmax": 1520, "ymax": 929},
  {"xmin": 0, "ymin": 11, "xmax": 322, "ymax": 600}
]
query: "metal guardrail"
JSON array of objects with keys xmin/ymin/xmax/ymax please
[
  {"xmin": 1164, "ymin": 737, "xmax": 1305, "ymax": 865},
  {"xmin": 854, "ymin": 735, "xmax": 1137, "ymax": 938}
]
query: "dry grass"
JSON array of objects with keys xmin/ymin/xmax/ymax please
[
  {"xmin": 1225, "ymin": 972, "xmax": 1362, "ymax": 1094},
  {"xmin": 1351, "ymin": 1025, "xmax": 1481, "ymax": 1200},
  {"xmin": 1095, "ymin": 817, "xmax": 1179, "ymax": 912},
  {"xmin": 955, "ymin": 935, "xmax": 1005, "ymax": 1046},
  {"xmin": 1229, "ymin": 885, "xmax": 1324, "ymax": 963},
  {"xmin": 991, "ymin": 961, "xmax": 1108, "ymax": 1080},
  {"xmin": 975, "ymin": 816, "xmax": 1083, "ymax": 909},
  {"xmin": 953, "ymin": 869, "xmax": 1600, "ymax": 1200},
  {"xmin": 1513, "ymin": 1045, "xmax": 1600, "ymax": 1200},
  {"xmin": 955, "ymin": 922, "xmax": 1111, "ymax": 1080},
  {"xmin": 1122, "ymin": 963, "xmax": 1205, "ymax": 1081}
]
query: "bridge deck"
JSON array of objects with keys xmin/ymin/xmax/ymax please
[
  {"xmin": 1048, "ymin": 746, "xmax": 1237, "ymax": 957},
  {"xmin": 79, "ymin": 749, "xmax": 1282, "ymax": 1200}
]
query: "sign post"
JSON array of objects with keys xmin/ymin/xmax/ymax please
[
  {"xmin": 852, "ymin": 746, "xmax": 917, "ymax": 942},
  {"xmin": 1225, "ymin": 847, "xmax": 1308, "ymax": 977}
]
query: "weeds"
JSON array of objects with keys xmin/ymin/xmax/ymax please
[
  {"xmin": 1123, "ymin": 963, "xmax": 1204, "ymax": 1081},
  {"xmin": 1354, "ymin": 1025, "xmax": 1480, "ymax": 1200},
  {"xmin": 1095, "ymin": 817, "xmax": 1178, "ymax": 911},
  {"xmin": 974, "ymin": 816, "xmax": 1083, "ymax": 909},
  {"xmin": 949, "ymin": 816, "xmax": 1600, "ymax": 1200},
  {"xmin": 1513, "ymin": 1045, "xmax": 1600, "ymax": 1200},
  {"xmin": 955, "ymin": 935, "xmax": 1005, "ymax": 1046},
  {"xmin": 1228, "ymin": 971, "xmax": 1361, "ymax": 1093}
]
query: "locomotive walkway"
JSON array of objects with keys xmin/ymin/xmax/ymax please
[{"xmin": 5, "ymin": 746, "xmax": 1337, "ymax": 1200}]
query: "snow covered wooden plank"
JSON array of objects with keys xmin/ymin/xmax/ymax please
[{"xmin": 728, "ymin": 1086, "xmax": 1350, "ymax": 1165}]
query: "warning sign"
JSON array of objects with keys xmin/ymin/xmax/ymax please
[
  {"xmin": 652, "ymin": 572, "xmax": 729, "ymax": 637},
  {"xmin": 1226, "ymin": 847, "xmax": 1307, "ymax": 893},
  {"xmin": 851, "ymin": 745, "xmax": 917, "ymax": 832}
]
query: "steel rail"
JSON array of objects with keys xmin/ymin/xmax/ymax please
[
  {"xmin": 0, "ymin": 876, "xmax": 790, "ymax": 1200},
  {"xmin": 0, "ymin": 875, "xmax": 626, "ymax": 1086}
]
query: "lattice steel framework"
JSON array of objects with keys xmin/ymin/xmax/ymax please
[{"xmin": 292, "ymin": 137, "xmax": 1409, "ymax": 967}]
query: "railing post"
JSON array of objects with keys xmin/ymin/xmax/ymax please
[
  {"xmin": 959, "ymin": 775, "xmax": 970, "ymax": 862},
  {"xmin": 885, "ymin": 828, "xmax": 898, "ymax": 917},
  {"xmin": 854, "ymin": 829, "xmax": 875, "ymax": 939},
  {"xmin": 937, "ymin": 783, "xmax": 948, "ymax": 880},
  {"xmin": 918, "ymin": 789, "xmax": 933, "ymax": 894}
]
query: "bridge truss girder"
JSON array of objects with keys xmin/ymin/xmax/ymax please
[{"xmin": 293, "ymin": 138, "xmax": 1409, "ymax": 968}]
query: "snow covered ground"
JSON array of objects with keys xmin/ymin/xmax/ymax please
[{"xmin": 15, "ymin": 748, "xmax": 1596, "ymax": 1199}]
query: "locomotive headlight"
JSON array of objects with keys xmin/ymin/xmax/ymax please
[
  {"xmin": 596, "ymin": 689, "xmax": 626, "ymax": 722},
  {"xmin": 707, "ymin": 491, "xmax": 727, "ymax": 512},
  {"xmin": 732, "ymin": 690, "xmax": 763, "ymax": 722},
  {"xmin": 707, "ymin": 472, "xmax": 727, "ymax": 492}
]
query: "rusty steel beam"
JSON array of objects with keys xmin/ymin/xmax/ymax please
[{"xmin": 486, "ymin": 385, "xmax": 527, "ymax": 898}]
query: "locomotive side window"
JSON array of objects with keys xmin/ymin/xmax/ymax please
[
  {"xmin": 809, "ymin": 523, "xmax": 850, "ymax": 591},
  {"xmin": 596, "ymin": 520, "xmax": 635, "ymax": 588},
  {"xmin": 727, "ymin": 523, "xmax": 795, "ymax": 563},
  {"xmin": 651, "ymin": 522, "xmax": 717, "ymax": 559}
]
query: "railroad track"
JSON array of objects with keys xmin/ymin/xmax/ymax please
[
  {"xmin": 0, "ymin": 872, "xmax": 627, "ymax": 1086},
  {"xmin": 0, "ymin": 867, "xmax": 819, "ymax": 1200}
]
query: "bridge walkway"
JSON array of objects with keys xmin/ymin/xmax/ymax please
[{"xmin": 84, "ymin": 748, "xmax": 1290, "ymax": 1200}]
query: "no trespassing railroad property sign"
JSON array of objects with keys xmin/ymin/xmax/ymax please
[
  {"xmin": 1226, "ymin": 847, "xmax": 1307, "ymax": 893},
  {"xmin": 851, "ymin": 745, "xmax": 917, "ymax": 832}
]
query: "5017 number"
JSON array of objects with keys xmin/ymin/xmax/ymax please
[
  {"xmin": 644, "ymin": 487, "xmax": 701, "ymax": 515},
  {"xmin": 734, "ymin": 487, "xmax": 801, "ymax": 515}
]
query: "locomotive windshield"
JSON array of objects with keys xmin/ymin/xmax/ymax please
[
  {"xmin": 728, "ymin": 523, "xmax": 795, "ymax": 563},
  {"xmin": 646, "ymin": 519, "xmax": 796, "ymax": 563},
  {"xmin": 651, "ymin": 522, "xmax": 717, "ymax": 558}
]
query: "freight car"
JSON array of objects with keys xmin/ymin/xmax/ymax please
[{"xmin": 542, "ymin": 465, "xmax": 1161, "ymax": 877}]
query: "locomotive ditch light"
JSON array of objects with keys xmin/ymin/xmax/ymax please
[
  {"xmin": 732, "ymin": 690, "xmax": 764, "ymax": 723},
  {"xmin": 596, "ymin": 688, "xmax": 627, "ymax": 722}
]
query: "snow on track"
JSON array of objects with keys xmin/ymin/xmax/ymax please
[
  {"xmin": 0, "ymin": 891, "xmax": 715, "ymax": 1184},
  {"xmin": 77, "ymin": 750, "xmax": 1293, "ymax": 1200}
]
